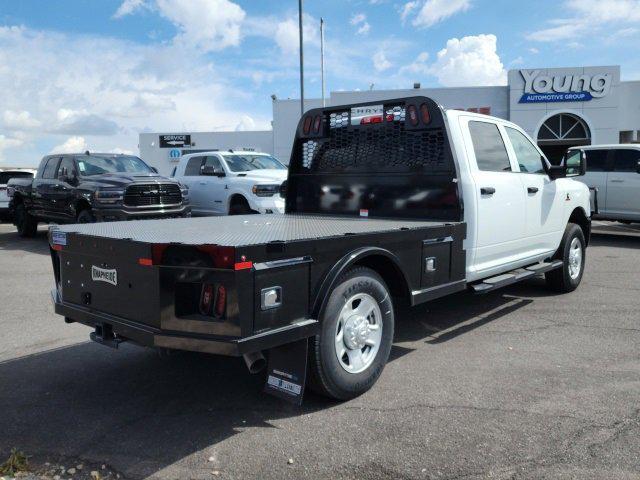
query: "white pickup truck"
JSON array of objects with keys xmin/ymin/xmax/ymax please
[
  {"xmin": 570, "ymin": 144, "xmax": 640, "ymax": 223},
  {"xmin": 173, "ymin": 151, "xmax": 287, "ymax": 216},
  {"xmin": 50, "ymin": 96, "xmax": 592, "ymax": 402}
]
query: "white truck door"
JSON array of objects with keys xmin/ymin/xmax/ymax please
[
  {"xmin": 180, "ymin": 156, "xmax": 206, "ymax": 216},
  {"xmin": 199, "ymin": 155, "xmax": 227, "ymax": 215},
  {"xmin": 504, "ymin": 126, "xmax": 563, "ymax": 255},
  {"xmin": 581, "ymin": 149, "xmax": 610, "ymax": 214},
  {"xmin": 463, "ymin": 119, "xmax": 526, "ymax": 273},
  {"xmin": 606, "ymin": 148, "xmax": 640, "ymax": 220}
]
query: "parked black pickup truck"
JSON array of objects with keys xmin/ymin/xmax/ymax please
[{"xmin": 9, "ymin": 152, "xmax": 190, "ymax": 237}]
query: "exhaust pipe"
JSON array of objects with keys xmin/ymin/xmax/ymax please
[{"xmin": 243, "ymin": 351, "xmax": 266, "ymax": 374}]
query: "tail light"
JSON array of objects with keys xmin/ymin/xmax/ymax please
[
  {"xmin": 420, "ymin": 103, "xmax": 431, "ymax": 124},
  {"xmin": 360, "ymin": 115, "xmax": 383, "ymax": 125},
  {"xmin": 313, "ymin": 115, "xmax": 322, "ymax": 133},
  {"xmin": 198, "ymin": 284, "xmax": 227, "ymax": 318},
  {"xmin": 407, "ymin": 104, "xmax": 419, "ymax": 126},
  {"xmin": 303, "ymin": 116, "xmax": 312, "ymax": 134}
]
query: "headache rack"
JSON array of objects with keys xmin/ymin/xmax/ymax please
[{"xmin": 285, "ymin": 96, "xmax": 462, "ymax": 222}]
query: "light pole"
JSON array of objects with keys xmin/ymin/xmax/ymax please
[
  {"xmin": 298, "ymin": 0, "xmax": 304, "ymax": 118},
  {"xmin": 320, "ymin": 17, "xmax": 325, "ymax": 107}
]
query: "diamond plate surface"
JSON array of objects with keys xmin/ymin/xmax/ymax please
[{"xmin": 54, "ymin": 215, "xmax": 449, "ymax": 247}]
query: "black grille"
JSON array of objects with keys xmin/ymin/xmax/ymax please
[
  {"xmin": 300, "ymin": 117, "xmax": 446, "ymax": 173},
  {"xmin": 124, "ymin": 183, "xmax": 182, "ymax": 207}
]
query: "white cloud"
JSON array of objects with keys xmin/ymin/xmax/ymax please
[
  {"xmin": 350, "ymin": 13, "xmax": 371, "ymax": 35},
  {"xmin": 235, "ymin": 115, "xmax": 256, "ymax": 132},
  {"xmin": 528, "ymin": 47, "xmax": 539, "ymax": 54},
  {"xmin": 112, "ymin": 0, "xmax": 148, "ymax": 18},
  {"xmin": 271, "ymin": 14, "xmax": 319, "ymax": 56},
  {"xmin": 108, "ymin": 147, "xmax": 135, "ymax": 154},
  {"xmin": 0, "ymin": 135, "xmax": 24, "ymax": 162},
  {"xmin": 431, "ymin": 34, "xmax": 506, "ymax": 86},
  {"xmin": 399, "ymin": 51, "xmax": 430, "ymax": 76},
  {"xmin": 527, "ymin": 0, "xmax": 640, "ymax": 42},
  {"xmin": 372, "ymin": 51, "xmax": 392, "ymax": 72},
  {"xmin": 3, "ymin": 110, "xmax": 41, "ymax": 130},
  {"xmin": 50, "ymin": 136, "xmax": 88, "ymax": 154},
  {"xmin": 402, "ymin": 0, "xmax": 471, "ymax": 28}
]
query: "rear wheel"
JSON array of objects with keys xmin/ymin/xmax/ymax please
[
  {"xmin": 545, "ymin": 223, "xmax": 585, "ymax": 293},
  {"xmin": 229, "ymin": 197, "xmax": 252, "ymax": 215},
  {"xmin": 15, "ymin": 203, "xmax": 37, "ymax": 237},
  {"xmin": 76, "ymin": 209, "xmax": 95, "ymax": 224},
  {"xmin": 308, "ymin": 266, "xmax": 394, "ymax": 400}
]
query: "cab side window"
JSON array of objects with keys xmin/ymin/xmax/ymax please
[
  {"xmin": 613, "ymin": 149, "xmax": 640, "ymax": 172},
  {"xmin": 505, "ymin": 127, "xmax": 546, "ymax": 174},
  {"xmin": 184, "ymin": 156, "xmax": 204, "ymax": 176},
  {"xmin": 584, "ymin": 150, "xmax": 608, "ymax": 172},
  {"xmin": 468, "ymin": 121, "xmax": 512, "ymax": 172},
  {"xmin": 202, "ymin": 156, "xmax": 223, "ymax": 173},
  {"xmin": 42, "ymin": 157, "xmax": 61, "ymax": 179},
  {"xmin": 57, "ymin": 157, "xmax": 76, "ymax": 179}
]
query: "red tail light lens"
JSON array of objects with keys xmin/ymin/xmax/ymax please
[
  {"xmin": 303, "ymin": 116, "xmax": 312, "ymax": 134},
  {"xmin": 200, "ymin": 283, "xmax": 215, "ymax": 315},
  {"xmin": 420, "ymin": 103, "xmax": 431, "ymax": 124},
  {"xmin": 215, "ymin": 285, "xmax": 226, "ymax": 317},
  {"xmin": 313, "ymin": 115, "xmax": 322, "ymax": 133},
  {"xmin": 360, "ymin": 115, "xmax": 383, "ymax": 125},
  {"xmin": 407, "ymin": 104, "xmax": 419, "ymax": 126}
]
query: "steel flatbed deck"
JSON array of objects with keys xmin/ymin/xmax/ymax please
[{"xmin": 54, "ymin": 214, "xmax": 457, "ymax": 246}]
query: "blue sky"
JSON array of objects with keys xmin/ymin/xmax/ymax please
[{"xmin": 1, "ymin": 0, "xmax": 640, "ymax": 166}]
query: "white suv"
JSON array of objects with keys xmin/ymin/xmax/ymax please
[
  {"xmin": 570, "ymin": 145, "xmax": 640, "ymax": 223},
  {"xmin": 174, "ymin": 151, "xmax": 287, "ymax": 215}
]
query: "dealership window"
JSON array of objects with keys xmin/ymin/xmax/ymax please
[
  {"xmin": 585, "ymin": 150, "xmax": 609, "ymax": 172},
  {"xmin": 613, "ymin": 149, "xmax": 640, "ymax": 172},
  {"xmin": 184, "ymin": 156, "xmax": 204, "ymax": 176},
  {"xmin": 619, "ymin": 131, "xmax": 634, "ymax": 144},
  {"xmin": 468, "ymin": 121, "xmax": 512, "ymax": 172},
  {"xmin": 505, "ymin": 127, "xmax": 545, "ymax": 174}
]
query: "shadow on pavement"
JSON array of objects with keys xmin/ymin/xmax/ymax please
[{"xmin": 0, "ymin": 226, "xmax": 50, "ymax": 256}]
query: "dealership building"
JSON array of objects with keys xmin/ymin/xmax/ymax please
[{"xmin": 140, "ymin": 65, "xmax": 640, "ymax": 174}]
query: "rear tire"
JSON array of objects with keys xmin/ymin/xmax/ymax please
[
  {"xmin": 545, "ymin": 223, "xmax": 585, "ymax": 293},
  {"xmin": 15, "ymin": 203, "xmax": 37, "ymax": 237},
  {"xmin": 308, "ymin": 266, "xmax": 394, "ymax": 400},
  {"xmin": 229, "ymin": 197, "xmax": 252, "ymax": 215},
  {"xmin": 76, "ymin": 209, "xmax": 95, "ymax": 224}
]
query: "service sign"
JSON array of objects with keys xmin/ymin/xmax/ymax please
[
  {"xmin": 519, "ymin": 69, "xmax": 612, "ymax": 104},
  {"xmin": 159, "ymin": 134, "xmax": 191, "ymax": 148}
]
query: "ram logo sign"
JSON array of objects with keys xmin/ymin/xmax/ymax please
[{"xmin": 519, "ymin": 70, "xmax": 612, "ymax": 103}]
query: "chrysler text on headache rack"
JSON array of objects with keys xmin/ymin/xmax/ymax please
[{"xmin": 48, "ymin": 96, "xmax": 592, "ymax": 403}]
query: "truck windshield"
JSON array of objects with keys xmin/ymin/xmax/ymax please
[
  {"xmin": 77, "ymin": 155, "xmax": 153, "ymax": 176},
  {"xmin": 223, "ymin": 155, "xmax": 286, "ymax": 172}
]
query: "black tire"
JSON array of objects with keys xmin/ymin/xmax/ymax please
[
  {"xmin": 15, "ymin": 202, "xmax": 37, "ymax": 237},
  {"xmin": 229, "ymin": 197, "xmax": 252, "ymax": 215},
  {"xmin": 545, "ymin": 223, "xmax": 586, "ymax": 293},
  {"xmin": 76, "ymin": 209, "xmax": 95, "ymax": 224},
  {"xmin": 308, "ymin": 266, "xmax": 394, "ymax": 400}
]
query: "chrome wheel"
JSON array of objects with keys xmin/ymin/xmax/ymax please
[
  {"xmin": 334, "ymin": 293, "xmax": 382, "ymax": 374},
  {"xmin": 568, "ymin": 237, "xmax": 582, "ymax": 280}
]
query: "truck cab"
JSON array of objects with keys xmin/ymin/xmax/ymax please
[{"xmin": 174, "ymin": 151, "xmax": 287, "ymax": 216}]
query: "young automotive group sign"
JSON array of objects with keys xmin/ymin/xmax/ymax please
[{"xmin": 519, "ymin": 70, "xmax": 612, "ymax": 103}]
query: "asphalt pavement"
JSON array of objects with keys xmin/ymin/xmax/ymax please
[{"xmin": 0, "ymin": 221, "xmax": 638, "ymax": 479}]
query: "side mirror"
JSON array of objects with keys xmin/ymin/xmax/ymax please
[
  {"xmin": 549, "ymin": 150, "xmax": 586, "ymax": 180},
  {"xmin": 201, "ymin": 165, "xmax": 225, "ymax": 177}
]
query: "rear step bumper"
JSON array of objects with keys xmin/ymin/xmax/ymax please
[
  {"xmin": 52, "ymin": 289, "xmax": 319, "ymax": 356},
  {"xmin": 470, "ymin": 260, "xmax": 563, "ymax": 294}
]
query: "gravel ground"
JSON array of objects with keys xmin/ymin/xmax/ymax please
[{"xmin": 0, "ymin": 221, "xmax": 638, "ymax": 480}]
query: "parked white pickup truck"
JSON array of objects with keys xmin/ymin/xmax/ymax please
[
  {"xmin": 173, "ymin": 151, "xmax": 287, "ymax": 215},
  {"xmin": 50, "ymin": 97, "xmax": 592, "ymax": 402},
  {"xmin": 569, "ymin": 145, "xmax": 640, "ymax": 223}
]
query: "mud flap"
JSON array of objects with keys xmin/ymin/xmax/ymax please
[{"xmin": 264, "ymin": 339, "xmax": 308, "ymax": 405}]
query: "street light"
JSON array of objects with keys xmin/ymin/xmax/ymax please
[{"xmin": 298, "ymin": 0, "xmax": 304, "ymax": 118}]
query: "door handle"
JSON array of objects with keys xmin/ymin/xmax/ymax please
[
  {"xmin": 610, "ymin": 179, "xmax": 624, "ymax": 183},
  {"xmin": 480, "ymin": 187, "xmax": 495, "ymax": 195},
  {"xmin": 199, "ymin": 182, "xmax": 206, "ymax": 185},
  {"xmin": 527, "ymin": 186, "xmax": 539, "ymax": 194}
]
